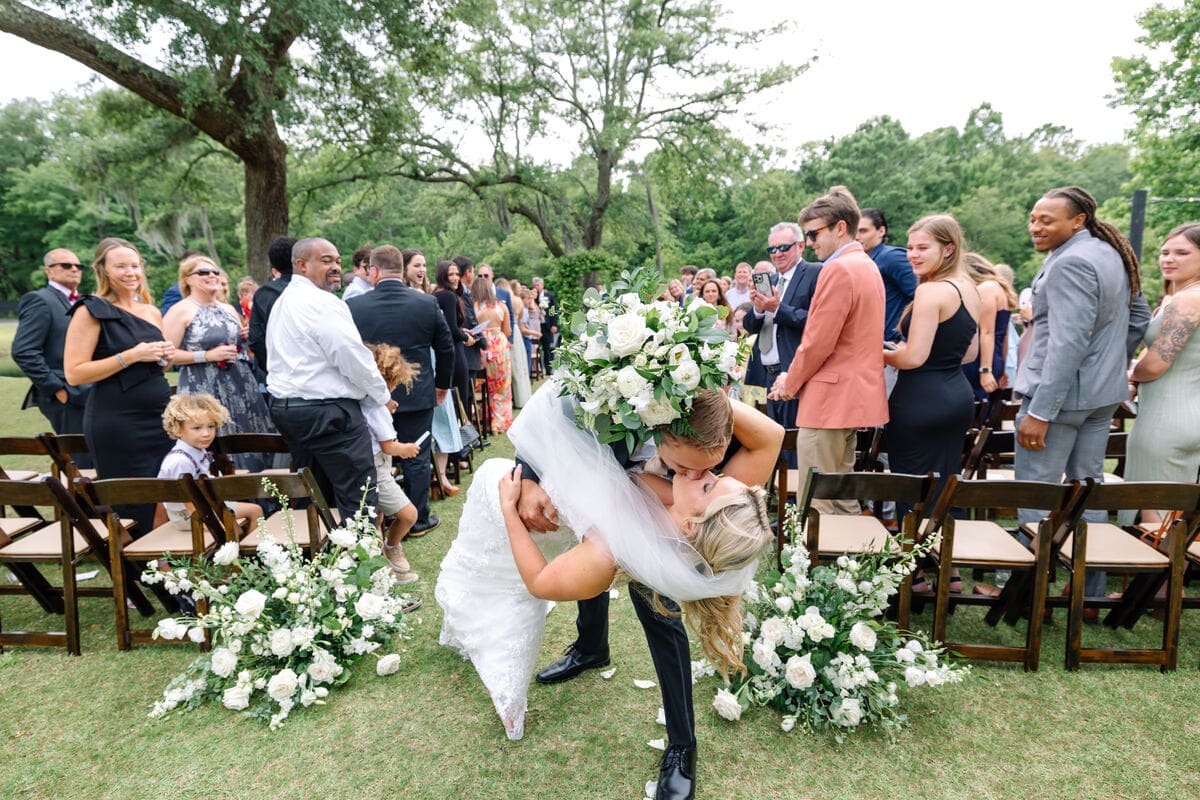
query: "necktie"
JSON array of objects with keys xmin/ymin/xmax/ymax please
[{"xmin": 68, "ymin": 291, "xmax": 82, "ymax": 302}]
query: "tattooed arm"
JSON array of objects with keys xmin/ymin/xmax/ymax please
[{"xmin": 1131, "ymin": 292, "xmax": 1200, "ymax": 382}]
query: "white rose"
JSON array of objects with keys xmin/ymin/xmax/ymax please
[
  {"xmin": 759, "ymin": 617, "xmax": 787, "ymax": 646},
  {"xmin": 894, "ymin": 647, "xmax": 916, "ymax": 664},
  {"xmin": 751, "ymin": 640, "xmax": 782, "ymax": 676},
  {"xmin": 300, "ymin": 690, "xmax": 318, "ymax": 707},
  {"xmin": 784, "ymin": 654, "xmax": 816, "ymax": 690},
  {"xmin": 670, "ymin": 360, "xmax": 701, "ymax": 391},
  {"xmin": 774, "ymin": 596, "xmax": 794, "ymax": 615},
  {"xmin": 666, "ymin": 343, "xmax": 690, "ymax": 366},
  {"xmin": 307, "ymin": 653, "xmax": 343, "ymax": 684},
  {"xmin": 637, "ymin": 397, "xmax": 681, "ymax": 428},
  {"xmin": 187, "ymin": 626, "xmax": 207, "ymax": 644},
  {"xmin": 328, "ymin": 528, "xmax": 357, "ymax": 548},
  {"xmin": 615, "ymin": 365, "xmax": 650, "ymax": 399},
  {"xmin": 354, "ymin": 592, "xmax": 385, "ymax": 621},
  {"xmin": 904, "ymin": 666, "xmax": 927, "ymax": 687},
  {"xmin": 154, "ymin": 618, "xmax": 186, "ymax": 640},
  {"xmin": 221, "ymin": 684, "xmax": 251, "ymax": 711},
  {"xmin": 849, "ymin": 622, "xmax": 877, "ymax": 652},
  {"xmin": 269, "ymin": 628, "xmax": 295, "ymax": 657},
  {"xmin": 605, "ymin": 312, "xmax": 650, "ymax": 357},
  {"xmin": 376, "ymin": 653, "xmax": 402, "ymax": 676},
  {"xmin": 583, "ymin": 337, "xmax": 611, "ymax": 363},
  {"xmin": 210, "ymin": 647, "xmax": 238, "ymax": 678},
  {"xmin": 925, "ymin": 669, "xmax": 945, "ymax": 687},
  {"xmin": 619, "ymin": 292, "xmax": 640, "ymax": 309},
  {"xmin": 712, "ymin": 688, "xmax": 742, "ymax": 721},
  {"xmin": 780, "ymin": 716, "xmax": 796, "ymax": 733},
  {"xmin": 234, "ymin": 589, "xmax": 267, "ymax": 619},
  {"xmin": 906, "ymin": 639, "xmax": 924, "ymax": 654},
  {"xmin": 835, "ymin": 577, "xmax": 858, "ymax": 594},
  {"xmin": 266, "ymin": 669, "xmax": 299, "ymax": 703},
  {"xmin": 212, "ymin": 541, "xmax": 239, "ymax": 566},
  {"xmin": 834, "ymin": 697, "xmax": 863, "ymax": 727}
]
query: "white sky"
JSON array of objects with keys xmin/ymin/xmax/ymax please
[{"xmin": 0, "ymin": 0, "xmax": 1164, "ymax": 154}]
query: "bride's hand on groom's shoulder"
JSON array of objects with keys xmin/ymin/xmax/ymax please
[{"xmin": 513, "ymin": 474, "xmax": 560, "ymax": 532}]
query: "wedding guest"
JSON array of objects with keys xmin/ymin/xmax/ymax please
[
  {"xmin": 248, "ymin": 236, "xmax": 297, "ymax": 383},
  {"xmin": 699, "ymin": 278, "xmax": 733, "ymax": 334},
  {"xmin": 472, "ymin": 275, "xmax": 513, "ymax": 432},
  {"xmin": 236, "ymin": 276, "xmax": 258, "ymax": 323},
  {"xmin": 858, "ymin": 208, "xmax": 917, "ymax": 343},
  {"xmin": 64, "ymin": 237, "xmax": 175, "ymax": 534},
  {"xmin": 961, "ymin": 252, "xmax": 1018, "ymax": 402},
  {"xmin": 496, "ymin": 277, "xmax": 532, "ymax": 407},
  {"xmin": 532, "ymin": 276, "xmax": 558, "ymax": 372},
  {"xmin": 519, "ymin": 289, "xmax": 544, "ymax": 370},
  {"xmin": 163, "ymin": 254, "xmax": 276, "ymax": 472},
  {"xmin": 342, "ymin": 243, "xmax": 374, "ymax": 300},
  {"xmin": 158, "ymin": 393, "xmax": 260, "ymax": 533},
  {"xmin": 724, "ymin": 262, "xmax": 753, "ymax": 309},
  {"xmin": 265, "ymin": 237, "xmax": 390, "ymax": 521},
  {"xmin": 13, "ymin": 248, "xmax": 93, "ymax": 457},
  {"xmin": 434, "ymin": 260, "xmax": 476, "ymax": 426},
  {"xmin": 404, "ymin": 250, "xmax": 432, "ymax": 293},
  {"xmin": 1125, "ymin": 223, "xmax": 1200, "ymax": 490},
  {"xmin": 667, "ymin": 279, "xmax": 687, "ymax": 307}
]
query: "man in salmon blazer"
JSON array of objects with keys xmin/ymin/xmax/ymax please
[{"xmin": 769, "ymin": 186, "xmax": 888, "ymax": 513}]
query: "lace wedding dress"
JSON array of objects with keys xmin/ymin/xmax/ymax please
[{"xmin": 435, "ymin": 381, "xmax": 757, "ymax": 740}]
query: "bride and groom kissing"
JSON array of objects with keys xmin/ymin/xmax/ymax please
[{"xmin": 435, "ymin": 381, "xmax": 783, "ymax": 800}]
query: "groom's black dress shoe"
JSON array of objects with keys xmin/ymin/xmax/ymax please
[
  {"xmin": 534, "ymin": 644, "xmax": 610, "ymax": 684},
  {"xmin": 656, "ymin": 745, "xmax": 696, "ymax": 800}
]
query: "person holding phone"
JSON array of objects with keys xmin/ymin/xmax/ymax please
[{"xmin": 742, "ymin": 222, "xmax": 822, "ymax": 437}]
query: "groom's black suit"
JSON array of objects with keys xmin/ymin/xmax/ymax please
[{"xmin": 516, "ymin": 436, "xmax": 703, "ymax": 748}]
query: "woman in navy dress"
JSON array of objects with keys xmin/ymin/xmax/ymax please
[{"xmin": 961, "ymin": 252, "xmax": 1017, "ymax": 403}]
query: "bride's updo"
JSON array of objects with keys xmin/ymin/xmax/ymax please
[{"xmin": 678, "ymin": 483, "xmax": 772, "ymax": 678}]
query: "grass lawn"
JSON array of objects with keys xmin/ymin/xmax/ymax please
[{"xmin": 1, "ymin": 374, "xmax": 1199, "ymax": 799}]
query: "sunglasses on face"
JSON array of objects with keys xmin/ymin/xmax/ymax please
[
  {"xmin": 50, "ymin": 262, "xmax": 84, "ymax": 270},
  {"xmin": 190, "ymin": 268, "xmax": 220, "ymax": 277},
  {"xmin": 766, "ymin": 242, "xmax": 798, "ymax": 255},
  {"xmin": 803, "ymin": 225, "xmax": 830, "ymax": 242}
]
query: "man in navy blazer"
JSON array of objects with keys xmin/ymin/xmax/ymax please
[
  {"xmin": 743, "ymin": 222, "xmax": 822, "ymax": 431},
  {"xmin": 13, "ymin": 248, "xmax": 94, "ymax": 466},
  {"xmin": 348, "ymin": 245, "xmax": 455, "ymax": 534}
]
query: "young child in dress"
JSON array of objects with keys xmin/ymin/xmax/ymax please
[
  {"xmin": 158, "ymin": 392, "xmax": 261, "ymax": 533},
  {"xmin": 364, "ymin": 343, "xmax": 422, "ymax": 584}
]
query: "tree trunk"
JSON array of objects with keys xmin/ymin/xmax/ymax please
[
  {"xmin": 242, "ymin": 139, "xmax": 290, "ymax": 283},
  {"xmin": 583, "ymin": 149, "xmax": 614, "ymax": 250},
  {"xmin": 644, "ymin": 177, "xmax": 663, "ymax": 273}
]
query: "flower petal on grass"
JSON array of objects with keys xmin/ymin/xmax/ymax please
[
  {"xmin": 600, "ymin": 668, "xmax": 617, "ymax": 680},
  {"xmin": 633, "ymin": 679, "xmax": 657, "ymax": 689},
  {"xmin": 609, "ymin": 588, "xmax": 620, "ymax": 600},
  {"xmin": 656, "ymin": 707, "xmax": 666, "ymax": 725},
  {"xmin": 644, "ymin": 781, "xmax": 658, "ymax": 798},
  {"xmin": 647, "ymin": 738, "xmax": 665, "ymax": 751}
]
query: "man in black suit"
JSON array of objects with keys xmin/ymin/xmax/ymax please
[
  {"xmin": 348, "ymin": 245, "xmax": 455, "ymax": 535},
  {"xmin": 12, "ymin": 249, "xmax": 94, "ymax": 466},
  {"xmin": 743, "ymin": 222, "xmax": 822, "ymax": 431},
  {"xmin": 531, "ymin": 276, "xmax": 558, "ymax": 373},
  {"xmin": 248, "ymin": 236, "xmax": 297, "ymax": 386}
]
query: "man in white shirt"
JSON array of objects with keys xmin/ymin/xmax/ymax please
[
  {"xmin": 724, "ymin": 262, "xmax": 753, "ymax": 310},
  {"xmin": 266, "ymin": 237, "xmax": 391, "ymax": 520}
]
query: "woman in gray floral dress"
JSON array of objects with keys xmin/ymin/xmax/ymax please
[{"xmin": 163, "ymin": 255, "xmax": 276, "ymax": 471}]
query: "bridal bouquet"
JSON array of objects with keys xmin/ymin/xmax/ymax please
[
  {"xmin": 141, "ymin": 484, "xmax": 414, "ymax": 729},
  {"xmin": 712, "ymin": 507, "xmax": 968, "ymax": 740},
  {"xmin": 555, "ymin": 266, "xmax": 748, "ymax": 450}
]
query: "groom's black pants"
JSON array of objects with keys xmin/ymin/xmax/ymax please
[{"xmin": 575, "ymin": 586, "xmax": 695, "ymax": 747}]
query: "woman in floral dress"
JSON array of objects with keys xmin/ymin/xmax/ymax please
[{"xmin": 472, "ymin": 276, "xmax": 513, "ymax": 433}]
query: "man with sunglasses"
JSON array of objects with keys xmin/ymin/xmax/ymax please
[
  {"xmin": 743, "ymin": 222, "xmax": 822, "ymax": 436},
  {"xmin": 768, "ymin": 187, "xmax": 888, "ymax": 512},
  {"xmin": 12, "ymin": 249, "xmax": 94, "ymax": 463}
]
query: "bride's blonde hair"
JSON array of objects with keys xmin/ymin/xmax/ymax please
[{"xmin": 646, "ymin": 484, "xmax": 772, "ymax": 679}]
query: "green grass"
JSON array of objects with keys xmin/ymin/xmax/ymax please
[
  {"xmin": 0, "ymin": 320, "xmax": 22, "ymax": 377},
  {"xmin": 2, "ymin": 377, "xmax": 1200, "ymax": 799}
]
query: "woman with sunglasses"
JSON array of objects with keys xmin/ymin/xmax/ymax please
[{"xmin": 162, "ymin": 255, "xmax": 276, "ymax": 471}]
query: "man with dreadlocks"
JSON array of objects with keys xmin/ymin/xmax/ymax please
[{"xmin": 1015, "ymin": 186, "xmax": 1150, "ymax": 611}]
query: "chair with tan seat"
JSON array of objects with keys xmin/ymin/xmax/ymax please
[
  {"xmin": 197, "ymin": 469, "xmax": 337, "ymax": 556},
  {"xmin": 82, "ymin": 475, "xmax": 224, "ymax": 650},
  {"xmin": 920, "ymin": 476, "xmax": 1084, "ymax": 671},
  {"xmin": 1052, "ymin": 479, "xmax": 1200, "ymax": 672},
  {"xmin": 210, "ymin": 432, "xmax": 293, "ymax": 476},
  {"xmin": 0, "ymin": 476, "xmax": 137, "ymax": 654},
  {"xmin": 0, "ymin": 436, "xmax": 50, "ymax": 483},
  {"xmin": 37, "ymin": 432, "xmax": 98, "ymax": 485}
]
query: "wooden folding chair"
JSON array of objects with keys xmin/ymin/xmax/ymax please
[
  {"xmin": 82, "ymin": 475, "xmax": 223, "ymax": 650},
  {"xmin": 197, "ymin": 468, "xmax": 336, "ymax": 555},
  {"xmin": 768, "ymin": 429, "xmax": 799, "ymax": 564},
  {"xmin": 210, "ymin": 432, "xmax": 293, "ymax": 476},
  {"xmin": 1050, "ymin": 479, "xmax": 1200, "ymax": 672},
  {"xmin": 921, "ymin": 476, "xmax": 1084, "ymax": 671},
  {"xmin": 0, "ymin": 436, "xmax": 50, "ymax": 482},
  {"xmin": 797, "ymin": 470, "xmax": 937, "ymax": 629},
  {"xmin": 0, "ymin": 476, "xmax": 139, "ymax": 654},
  {"xmin": 38, "ymin": 433, "xmax": 98, "ymax": 485}
]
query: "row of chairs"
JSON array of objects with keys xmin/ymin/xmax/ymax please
[
  {"xmin": 0, "ymin": 432, "xmax": 337, "ymax": 654},
  {"xmin": 792, "ymin": 467, "xmax": 1200, "ymax": 672}
]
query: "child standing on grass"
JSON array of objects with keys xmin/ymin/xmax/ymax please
[
  {"xmin": 159, "ymin": 392, "xmax": 261, "ymax": 533},
  {"xmin": 364, "ymin": 343, "xmax": 422, "ymax": 584}
]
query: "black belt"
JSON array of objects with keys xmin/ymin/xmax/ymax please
[
  {"xmin": 763, "ymin": 363, "xmax": 782, "ymax": 375},
  {"xmin": 270, "ymin": 397, "xmax": 343, "ymax": 408}
]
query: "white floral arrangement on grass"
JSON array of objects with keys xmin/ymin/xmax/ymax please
[
  {"xmin": 555, "ymin": 266, "xmax": 748, "ymax": 451},
  {"xmin": 712, "ymin": 506, "xmax": 968, "ymax": 740},
  {"xmin": 141, "ymin": 483, "xmax": 414, "ymax": 729}
]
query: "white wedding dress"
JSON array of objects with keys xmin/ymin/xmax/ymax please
[{"xmin": 435, "ymin": 381, "xmax": 758, "ymax": 740}]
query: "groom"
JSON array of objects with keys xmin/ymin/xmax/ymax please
[{"xmin": 514, "ymin": 391, "xmax": 747, "ymax": 800}]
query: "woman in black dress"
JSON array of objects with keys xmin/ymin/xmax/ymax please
[
  {"xmin": 883, "ymin": 215, "xmax": 980, "ymax": 590},
  {"xmin": 434, "ymin": 259, "xmax": 477, "ymax": 415},
  {"xmin": 64, "ymin": 238, "xmax": 175, "ymax": 535}
]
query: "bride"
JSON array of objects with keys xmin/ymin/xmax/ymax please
[{"xmin": 435, "ymin": 380, "xmax": 778, "ymax": 740}]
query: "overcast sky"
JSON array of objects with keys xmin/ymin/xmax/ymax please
[{"xmin": 0, "ymin": 0, "xmax": 1165, "ymax": 155}]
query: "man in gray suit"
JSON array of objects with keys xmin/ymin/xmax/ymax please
[
  {"xmin": 1015, "ymin": 187, "xmax": 1149, "ymax": 601},
  {"xmin": 13, "ymin": 248, "xmax": 94, "ymax": 466}
]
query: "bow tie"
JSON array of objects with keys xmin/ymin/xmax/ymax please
[{"xmin": 68, "ymin": 291, "xmax": 82, "ymax": 302}]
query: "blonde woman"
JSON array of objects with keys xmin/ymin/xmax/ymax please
[
  {"xmin": 961, "ymin": 252, "xmax": 1018, "ymax": 400},
  {"xmin": 64, "ymin": 237, "xmax": 175, "ymax": 533}
]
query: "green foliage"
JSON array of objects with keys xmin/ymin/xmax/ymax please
[{"xmin": 549, "ymin": 250, "xmax": 625, "ymax": 321}]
